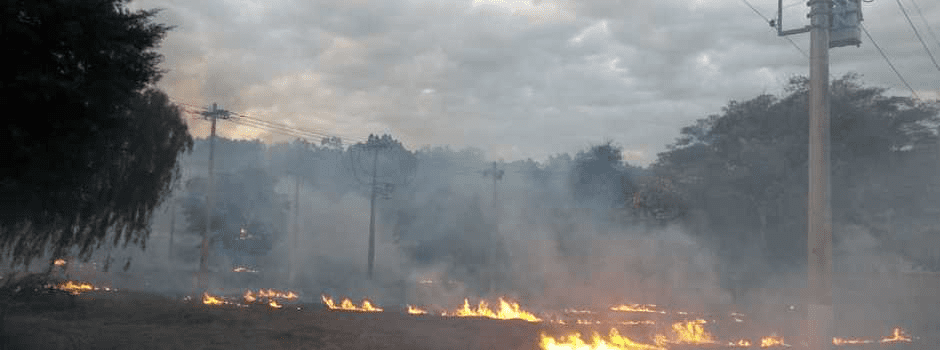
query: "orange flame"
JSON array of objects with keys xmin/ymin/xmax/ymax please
[
  {"xmin": 760, "ymin": 335, "xmax": 788, "ymax": 348},
  {"xmin": 880, "ymin": 327, "xmax": 912, "ymax": 343},
  {"xmin": 609, "ymin": 304, "xmax": 666, "ymax": 314},
  {"xmin": 656, "ymin": 320, "xmax": 715, "ymax": 345},
  {"xmin": 202, "ymin": 292, "xmax": 224, "ymax": 305},
  {"xmin": 729, "ymin": 339, "xmax": 752, "ymax": 347},
  {"xmin": 407, "ymin": 305, "xmax": 427, "ymax": 315},
  {"xmin": 268, "ymin": 300, "xmax": 282, "ymax": 309},
  {"xmin": 53, "ymin": 259, "xmax": 66, "ymax": 266},
  {"xmin": 539, "ymin": 328, "xmax": 665, "ymax": 350},
  {"xmin": 243, "ymin": 290, "xmax": 257, "ymax": 303},
  {"xmin": 444, "ymin": 298, "xmax": 541, "ymax": 322},
  {"xmin": 55, "ymin": 281, "xmax": 95, "ymax": 295},
  {"xmin": 321, "ymin": 295, "xmax": 383, "ymax": 312}
]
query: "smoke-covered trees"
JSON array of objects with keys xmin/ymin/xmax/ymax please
[
  {"xmin": 178, "ymin": 167, "xmax": 286, "ymax": 262},
  {"xmin": 0, "ymin": 0, "xmax": 191, "ymax": 264},
  {"xmin": 653, "ymin": 74, "xmax": 940, "ymax": 278}
]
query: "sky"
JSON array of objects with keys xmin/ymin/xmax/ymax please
[{"xmin": 129, "ymin": 0, "xmax": 940, "ymax": 166}]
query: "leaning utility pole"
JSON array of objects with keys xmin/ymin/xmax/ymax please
[
  {"xmin": 198, "ymin": 103, "xmax": 230, "ymax": 290},
  {"xmin": 774, "ymin": 1, "xmax": 862, "ymax": 349}
]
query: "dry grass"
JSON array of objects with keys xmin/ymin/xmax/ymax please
[{"xmin": 0, "ymin": 290, "xmax": 542, "ymax": 350}]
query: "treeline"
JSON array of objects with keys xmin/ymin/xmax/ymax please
[{"xmin": 169, "ymin": 73, "xmax": 940, "ymax": 292}]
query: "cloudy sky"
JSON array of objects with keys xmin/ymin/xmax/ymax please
[{"xmin": 129, "ymin": 0, "xmax": 940, "ymax": 166}]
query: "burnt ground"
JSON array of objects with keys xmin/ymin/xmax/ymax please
[
  {"xmin": 0, "ymin": 289, "xmax": 934, "ymax": 350},
  {"xmin": 0, "ymin": 290, "xmax": 544, "ymax": 350}
]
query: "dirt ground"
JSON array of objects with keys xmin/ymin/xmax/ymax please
[
  {"xmin": 0, "ymin": 289, "xmax": 932, "ymax": 350},
  {"xmin": 0, "ymin": 290, "xmax": 545, "ymax": 350}
]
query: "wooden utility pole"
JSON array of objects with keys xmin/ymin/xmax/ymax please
[
  {"xmin": 368, "ymin": 146, "xmax": 379, "ymax": 279},
  {"xmin": 482, "ymin": 161, "xmax": 504, "ymax": 293},
  {"xmin": 807, "ymin": 1, "xmax": 834, "ymax": 348},
  {"xmin": 198, "ymin": 103, "xmax": 230, "ymax": 290},
  {"xmin": 775, "ymin": 1, "xmax": 861, "ymax": 348}
]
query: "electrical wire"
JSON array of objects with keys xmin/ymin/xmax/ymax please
[
  {"xmin": 860, "ymin": 23, "xmax": 922, "ymax": 101},
  {"xmin": 172, "ymin": 98, "xmax": 367, "ymax": 144},
  {"xmin": 907, "ymin": 0, "xmax": 940, "ymax": 49},
  {"xmin": 895, "ymin": 0, "xmax": 940, "ymax": 71},
  {"xmin": 738, "ymin": 0, "xmax": 810, "ymax": 58}
]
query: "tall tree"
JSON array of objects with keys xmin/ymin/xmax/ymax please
[{"xmin": 0, "ymin": 0, "xmax": 191, "ymax": 264}]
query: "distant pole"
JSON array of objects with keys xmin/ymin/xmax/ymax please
[
  {"xmin": 169, "ymin": 204, "xmax": 175, "ymax": 260},
  {"xmin": 291, "ymin": 175, "xmax": 300, "ymax": 285},
  {"xmin": 199, "ymin": 103, "xmax": 229, "ymax": 290},
  {"xmin": 367, "ymin": 147, "xmax": 379, "ymax": 279},
  {"xmin": 482, "ymin": 161, "xmax": 504, "ymax": 293},
  {"xmin": 807, "ymin": 0, "xmax": 833, "ymax": 349}
]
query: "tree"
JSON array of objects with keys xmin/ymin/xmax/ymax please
[
  {"xmin": 0, "ymin": 0, "xmax": 191, "ymax": 264},
  {"xmin": 569, "ymin": 141, "xmax": 636, "ymax": 208},
  {"xmin": 653, "ymin": 73, "xmax": 940, "ymax": 282}
]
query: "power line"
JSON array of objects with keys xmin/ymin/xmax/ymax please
[
  {"xmin": 860, "ymin": 23, "xmax": 922, "ymax": 101},
  {"xmin": 738, "ymin": 0, "xmax": 809, "ymax": 58},
  {"xmin": 895, "ymin": 0, "xmax": 940, "ymax": 71},
  {"xmin": 174, "ymin": 100, "xmax": 367, "ymax": 144},
  {"xmin": 908, "ymin": 0, "xmax": 940, "ymax": 49}
]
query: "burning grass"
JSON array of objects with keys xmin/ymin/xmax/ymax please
[
  {"xmin": 321, "ymin": 295, "xmax": 383, "ymax": 312},
  {"xmin": 442, "ymin": 298, "xmax": 542, "ymax": 322},
  {"xmin": 539, "ymin": 328, "xmax": 665, "ymax": 350}
]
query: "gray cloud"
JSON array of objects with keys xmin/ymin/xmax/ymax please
[{"xmin": 132, "ymin": 0, "xmax": 940, "ymax": 165}]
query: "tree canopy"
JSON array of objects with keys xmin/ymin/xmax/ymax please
[
  {"xmin": 0, "ymin": 0, "xmax": 191, "ymax": 264},
  {"xmin": 652, "ymin": 73, "xmax": 940, "ymax": 282}
]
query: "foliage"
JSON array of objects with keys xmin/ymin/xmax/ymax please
[
  {"xmin": 652, "ymin": 73, "xmax": 940, "ymax": 277},
  {"xmin": 178, "ymin": 167, "xmax": 287, "ymax": 256},
  {"xmin": 0, "ymin": 0, "xmax": 190, "ymax": 264}
]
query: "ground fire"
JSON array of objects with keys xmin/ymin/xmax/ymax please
[
  {"xmin": 407, "ymin": 305, "xmax": 428, "ymax": 315},
  {"xmin": 442, "ymin": 298, "xmax": 542, "ymax": 322},
  {"xmin": 321, "ymin": 295, "xmax": 384, "ymax": 312}
]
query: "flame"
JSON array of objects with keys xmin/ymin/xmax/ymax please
[
  {"xmin": 55, "ymin": 281, "xmax": 95, "ymax": 295},
  {"xmin": 407, "ymin": 305, "xmax": 427, "ymax": 315},
  {"xmin": 880, "ymin": 327, "xmax": 912, "ymax": 343},
  {"xmin": 663, "ymin": 319, "xmax": 715, "ymax": 345},
  {"xmin": 202, "ymin": 292, "xmax": 224, "ymax": 305},
  {"xmin": 617, "ymin": 320, "xmax": 656, "ymax": 326},
  {"xmin": 232, "ymin": 266, "xmax": 257, "ymax": 273},
  {"xmin": 729, "ymin": 339, "xmax": 752, "ymax": 347},
  {"xmin": 243, "ymin": 290, "xmax": 257, "ymax": 303},
  {"xmin": 564, "ymin": 309, "xmax": 593, "ymax": 314},
  {"xmin": 609, "ymin": 304, "xmax": 665, "ymax": 314},
  {"xmin": 256, "ymin": 289, "xmax": 298, "ymax": 300},
  {"xmin": 444, "ymin": 298, "xmax": 541, "ymax": 322},
  {"xmin": 577, "ymin": 319, "xmax": 602, "ymax": 325},
  {"xmin": 321, "ymin": 295, "xmax": 383, "ymax": 312},
  {"xmin": 760, "ymin": 335, "xmax": 788, "ymax": 348},
  {"xmin": 539, "ymin": 328, "xmax": 665, "ymax": 350},
  {"xmin": 53, "ymin": 259, "xmax": 66, "ymax": 266},
  {"xmin": 833, "ymin": 337, "xmax": 872, "ymax": 345},
  {"xmin": 268, "ymin": 300, "xmax": 282, "ymax": 309}
]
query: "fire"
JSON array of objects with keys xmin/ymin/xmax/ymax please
[
  {"xmin": 53, "ymin": 259, "xmax": 66, "ymax": 266},
  {"xmin": 760, "ymin": 335, "xmax": 788, "ymax": 348},
  {"xmin": 321, "ymin": 295, "xmax": 384, "ymax": 312},
  {"xmin": 729, "ymin": 339, "xmax": 752, "ymax": 347},
  {"xmin": 833, "ymin": 337, "xmax": 872, "ymax": 345},
  {"xmin": 564, "ymin": 309, "xmax": 593, "ymax": 314},
  {"xmin": 407, "ymin": 305, "xmax": 427, "ymax": 315},
  {"xmin": 661, "ymin": 319, "xmax": 715, "ymax": 345},
  {"xmin": 202, "ymin": 292, "xmax": 224, "ymax": 305},
  {"xmin": 232, "ymin": 266, "xmax": 258, "ymax": 273},
  {"xmin": 444, "ymin": 298, "xmax": 541, "ymax": 322},
  {"xmin": 243, "ymin": 290, "xmax": 256, "ymax": 303},
  {"xmin": 55, "ymin": 281, "xmax": 95, "ymax": 295},
  {"xmin": 268, "ymin": 300, "xmax": 282, "ymax": 309},
  {"xmin": 577, "ymin": 319, "xmax": 602, "ymax": 325},
  {"xmin": 609, "ymin": 304, "xmax": 665, "ymax": 314},
  {"xmin": 539, "ymin": 328, "xmax": 665, "ymax": 350},
  {"xmin": 880, "ymin": 327, "xmax": 912, "ymax": 343},
  {"xmin": 617, "ymin": 320, "xmax": 656, "ymax": 326}
]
